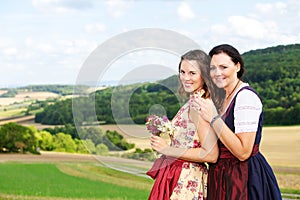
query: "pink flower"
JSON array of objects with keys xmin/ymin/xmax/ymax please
[{"xmin": 145, "ymin": 114, "xmax": 174, "ymax": 136}]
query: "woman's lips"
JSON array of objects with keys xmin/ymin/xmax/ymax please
[{"xmin": 184, "ymin": 83, "xmax": 193, "ymax": 87}]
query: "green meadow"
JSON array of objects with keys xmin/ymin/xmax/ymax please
[{"xmin": 0, "ymin": 162, "xmax": 153, "ymax": 200}]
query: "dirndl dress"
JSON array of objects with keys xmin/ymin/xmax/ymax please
[
  {"xmin": 147, "ymin": 102, "xmax": 208, "ymax": 200},
  {"xmin": 207, "ymin": 86, "xmax": 282, "ymax": 200}
]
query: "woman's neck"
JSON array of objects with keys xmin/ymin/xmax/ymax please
[{"xmin": 226, "ymin": 79, "xmax": 240, "ymax": 100}]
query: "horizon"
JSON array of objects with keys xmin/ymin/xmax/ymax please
[{"xmin": 0, "ymin": 78, "xmax": 163, "ymax": 89}]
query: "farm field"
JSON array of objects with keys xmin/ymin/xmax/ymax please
[
  {"xmin": 0, "ymin": 91, "xmax": 60, "ymax": 121},
  {"xmin": 4, "ymin": 118, "xmax": 300, "ymax": 197},
  {"xmin": 0, "ymin": 156, "xmax": 152, "ymax": 200},
  {"xmin": 0, "ymin": 91, "xmax": 59, "ymax": 106},
  {"xmin": 98, "ymin": 124, "xmax": 300, "ymax": 193},
  {"xmin": 0, "ymin": 151, "xmax": 299, "ymax": 199},
  {"xmin": 99, "ymin": 124, "xmax": 300, "ymax": 164},
  {"xmin": 16, "ymin": 121, "xmax": 300, "ymax": 190},
  {"xmin": 18, "ymin": 121, "xmax": 300, "ymax": 168}
]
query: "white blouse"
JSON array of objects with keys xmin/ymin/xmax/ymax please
[{"xmin": 231, "ymin": 83, "xmax": 263, "ymax": 134}]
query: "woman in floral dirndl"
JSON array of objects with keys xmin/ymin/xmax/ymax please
[{"xmin": 146, "ymin": 49, "xmax": 223, "ymax": 200}]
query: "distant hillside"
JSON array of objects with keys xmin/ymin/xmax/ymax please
[
  {"xmin": 36, "ymin": 44, "xmax": 300, "ymax": 126},
  {"xmin": 242, "ymin": 44, "xmax": 300, "ymax": 125},
  {"xmin": 36, "ymin": 82, "xmax": 181, "ymax": 125}
]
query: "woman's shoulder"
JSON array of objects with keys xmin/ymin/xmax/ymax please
[{"xmin": 236, "ymin": 83, "xmax": 262, "ymax": 107}]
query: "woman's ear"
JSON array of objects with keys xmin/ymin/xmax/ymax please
[{"xmin": 236, "ymin": 62, "xmax": 241, "ymax": 73}]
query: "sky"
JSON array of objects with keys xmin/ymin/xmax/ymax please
[{"xmin": 0, "ymin": 0, "xmax": 300, "ymax": 88}]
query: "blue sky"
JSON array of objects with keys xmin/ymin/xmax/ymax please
[{"xmin": 0, "ymin": 0, "xmax": 299, "ymax": 87}]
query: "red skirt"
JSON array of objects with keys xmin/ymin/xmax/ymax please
[
  {"xmin": 207, "ymin": 145, "xmax": 260, "ymax": 200},
  {"xmin": 147, "ymin": 155, "xmax": 185, "ymax": 200}
]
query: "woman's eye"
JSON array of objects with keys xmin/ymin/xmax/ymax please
[{"xmin": 210, "ymin": 66, "xmax": 216, "ymax": 71}]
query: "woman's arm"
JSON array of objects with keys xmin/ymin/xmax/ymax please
[
  {"xmin": 188, "ymin": 107, "xmax": 219, "ymax": 163},
  {"xmin": 210, "ymin": 118, "xmax": 256, "ymax": 161},
  {"xmin": 150, "ymin": 135, "xmax": 219, "ymax": 163},
  {"xmin": 197, "ymin": 91, "xmax": 260, "ymax": 161},
  {"xmin": 150, "ymin": 107, "xmax": 219, "ymax": 163}
]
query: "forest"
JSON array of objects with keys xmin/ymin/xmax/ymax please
[
  {"xmin": 35, "ymin": 44, "xmax": 300, "ymax": 126},
  {"xmin": 0, "ymin": 122, "xmax": 135, "ymax": 154}
]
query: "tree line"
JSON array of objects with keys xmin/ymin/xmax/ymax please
[
  {"xmin": 0, "ymin": 122, "xmax": 134, "ymax": 154},
  {"xmin": 243, "ymin": 44, "xmax": 300, "ymax": 125},
  {"xmin": 35, "ymin": 79, "xmax": 182, "ymax": 126}
]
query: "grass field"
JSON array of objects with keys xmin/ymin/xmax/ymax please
[
  {"xmin": 17, "ymin": 122, "xmax": 300, "ymax": 191},
  {"xmin": 0, "ymin": 152, "xmax": 299, "ymax": 200},
  {"xmin": 0, "ymin": 108, "xmax": 27, "ymax": 119},
  {"xmin": 2, "ymin": 116, "xmax": 300, "ymax": 198},
  {"xmin": 0, "ymin": 162, "xmax": 152, "ymax": 200}
]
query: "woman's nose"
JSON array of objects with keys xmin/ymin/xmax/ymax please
[
  {"xmin": 181, "ymin": 73, "xmax": 191, "ymax": 80},
  {"xmin": 214, "ymin": 67, "xmax": 222, "ymax": 76}
]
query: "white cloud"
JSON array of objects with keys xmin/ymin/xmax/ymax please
[
  {"xmin": 205, "ymin": 0, "xmax": 300, "ymax": 53},
  {"xmin": 36, "ymin": 43, "xmax": 55, "ymax": 54},
  {"xmin": 32, "ymin": 0, "xmax": 93, "ymax": 13},
  {"xmin": 57, "ymin": 39, "xmax": 96, "ymax": 55},
  {"xmin": 2, "ymin": 47, "xmax": 18, "ymax": 56},
  {"xmin": 0, "ymin": 37, "xmax": 14, "ymax": 48},
  {"xmin": 105, "ymin": 0, "xmax": 132, "ymax": 18},
  {"xmin": 210, "ymin": 24, "xmax": 227, "ymax": 35},
  {"xmin": 85, "ymin": 23, "xmax": 106, "ymax": 33},
  {"xmin": 177, "ymin": 2, "xmax": 195, "ymax": 21},
  {"xmin": 255, "ymin": 2, "xmax": 273, "ymax": 13},
  {"xmin": 255, "ymin": 2, "xmax": 287, "ymax": 16},
  {"xmin": 24, "ymin": 37, "xmax": 34, "ymax": 46},
  {"xmin": 228, "ymin": 16, "xmax": 269, "ymax": 39},
  {"xmin": 249, "ymin": 0, "xmax": 300, "ymax": 43}
]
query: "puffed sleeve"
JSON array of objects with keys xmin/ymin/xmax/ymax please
[{"xmin": 234, "ymin": 89, "xmax": 262, "ymax": 134}]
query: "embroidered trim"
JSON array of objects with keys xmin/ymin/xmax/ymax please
[
  {"xmin": 235, "ymin": 127, "xmax": 258, "ymax": 134},
  {"xmin": 235, "ymin": 105, "xmax": 261, "ymax": 111},
  {"xmin": 236, "ymin": 121, "xmax": 257, "ymax": 126}
]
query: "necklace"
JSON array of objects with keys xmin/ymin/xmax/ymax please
[{"xmin": 226, "ymin": 80, "xmax": 240, "ymax": 99}]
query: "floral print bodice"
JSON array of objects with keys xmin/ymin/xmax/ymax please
[
  {"xmin": 169, "ymin": 102, "xmax": 207, "ymax": 200},
  {"xmin": 171, "ymin": 102, "xmax": 201, "ymax": 149}
]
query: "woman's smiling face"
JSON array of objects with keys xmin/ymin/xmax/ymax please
[
  {"xmin": 210, "ymin": 52, "xmax": 240, "ymax": 90},
  {"xmin": 179, "ymin": 59, "xmax": 203, "ymax": 93}
]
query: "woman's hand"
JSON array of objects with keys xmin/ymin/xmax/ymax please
[
  {"xmin": 150, "ymin": 135, "xmax": 169, "ymax": 154},
  {"xmin": 192, "ymin": 98, "xmax": 219, "ymax": 123}
]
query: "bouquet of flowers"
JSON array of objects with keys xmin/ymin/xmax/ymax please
[{"xmin": 145, "ymin": 114, "xmax": 174, "ymax": 137}]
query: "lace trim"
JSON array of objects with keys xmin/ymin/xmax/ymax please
[
  {"xmin": 236, "ymin": 121, "xmax": 257, "ymax": 126},
  {"xmin": 235, "ymin": 126, "xmax": 258, "ymax": 134},
  {"xmin": 235, "ymin": 105, "xmax": 261, "ymax": 111}
]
